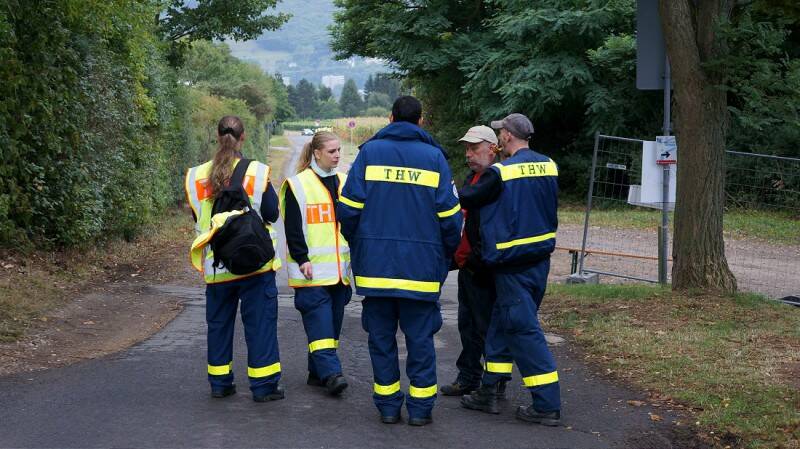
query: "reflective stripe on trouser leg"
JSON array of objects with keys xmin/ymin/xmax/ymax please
[
  {"xmin": 495, "ymin": 261, "xmax": 560, "ymax": 412},
  {"xmin": 399, "ymin": 299, "xmax": 442, "ymax": 419},
  {"xmin": 239, "ymin": 272, "xmax": 282, "ymax": 396},
  {"xmin": 295, "ymin": 286, "xmax": 343, "ymax": 380},
  {"xmin": 362, "ymin": 297, "xmax": 404, "ymax": 416},
  {"xmin": 206, "ymin": 281, "xmax": 239, "ymax": 390}
]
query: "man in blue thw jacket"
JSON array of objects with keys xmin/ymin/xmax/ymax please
[{"xmin": 337, "ymin": 96, "xmax": 462, "ymax": 426}]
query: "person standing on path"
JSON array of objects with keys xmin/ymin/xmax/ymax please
[
  {"xmin": 459, "ymin": 113, "xmax": 562, "ymax": 426},
  {"xmin": 185, "ymin": 115, "xmax": 284, "ymax": 402},
  {"xmin": 337, "ymin": 96, "xmax": 463, "ymax": 426},
  {"xmin": 440, "ymin": 125, "xmax": 506, "ymax": 398},
  {"xmin": 279, "ymin": 131, "xmax": 352, "ymax": 396}
]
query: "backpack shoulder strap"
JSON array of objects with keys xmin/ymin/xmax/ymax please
[{"xmin": 230, "ymin": 158, "xmax": 252, "ymax": 189}]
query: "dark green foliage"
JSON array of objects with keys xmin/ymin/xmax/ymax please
[
  {"xmin": 331, "ymin": 0, "xmax": 800, "ymax": 194},
  {"xmin": 0, "ymin": 1, "xmax": 288, "ymax": 248},
  {"xmin": 339, "ymin": 79, "xmax": 364, "ymax": 117},
  {"xmin": 290, "ymin": 79, "xmax": 319, "ymax": 119},
  {"xmin": 159, "ymin": 0, "xmax": 289, "ymax": 42},
  {"xmin": 364, "ymin": 73, "xmax": 403, "ymax": 100}
]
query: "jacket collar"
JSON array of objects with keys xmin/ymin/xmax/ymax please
[{"xmin": 361, "ymin": 121, "xmax": 449, "ymax": 159}]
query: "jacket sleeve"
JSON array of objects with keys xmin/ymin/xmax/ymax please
[
  {"xmin": 458, "ymin": 168, "xmax": 502, "ymax": 209},
  {"xmin": 283, "ymin": 184, "xmax": 310, "ymax": 265},
  {"xmin": 435, "ymin": 155, "xmax": 463, "ymax": 263},
  {"xmin": 337, "ymin": 149, "xmax": 367, "ymax": 243},
  {"xmin": 260, "ymin": 183, "xmax": 280, "ymax": 224}
]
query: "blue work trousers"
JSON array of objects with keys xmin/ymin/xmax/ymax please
[
  {"xmin": 206, "ymin": 271, "xmax": 281, "ymax": 397},
  {"xmin": 482, "ymin": 259, "xmax": 561, "ymax": 412},
  {"xmin": 294, "ymin": 283, "xmax": 352, "ymax": 381},
  {"xmin": 362, "ymin": 297, "xmax": 443, "ymax": 419}
]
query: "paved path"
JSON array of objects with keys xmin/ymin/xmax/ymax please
[{"xmin": 0, "ymin": 136, "xmax": 685, "ymax": 448}]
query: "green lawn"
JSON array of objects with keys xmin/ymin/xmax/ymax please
[
  {"xmin": 269, "ymin": 134, "xmax": 290, "ymax": 148},
  {"xmin": 544, "ymin": 284, "xmax": 800, "ymax": 448}
]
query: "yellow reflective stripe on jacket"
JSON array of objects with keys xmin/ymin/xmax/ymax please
[
  {"xmin": 365, "ymin": 165, "xmax": 440, "ymax": 188},
  {"xmin": 409, "ymin": 384, "xmax": 437, "ymax": 398},
  {"xmin": 485, "ymin": 361, "xmax": 513, "ymax": 374},
  {"xmin": 248, "ymin": 362, "xmax": 281, "ymax": 378},
  {"xmin": 208, "ymin": 362, "xmax": 232, "ymax": 376},
  {"xmin": 522, "ymin": 371, "xmax": 559, "ymax": 387},
  {"xmin": 339, "ymin": 195, "xmax": 364, "ymax": 209},
  {"xmin": 308, "ymin": 338, "xmax": 337, "ymax": 352},
  {"xmin": 437, "ymin": 203, "xmax": 461, "ymax": 218},
  {"xmin": 355, "ymin": 276, "xmax": 440, "ymax": 293},
  {"xmin": 494, "ymin": 160, "xmax": 558, "ymax": 181},
  {"xmin": 374, "ymin": 381, "xmax": 401, "ymax": 396},
  {"xmin": 495, "ymin": 232, "xmax": 556, "ymax": 250}
]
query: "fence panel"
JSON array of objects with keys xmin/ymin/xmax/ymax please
[{"xmin": 574, "ymin": 134, "xmax": 800, "ymax": 299}]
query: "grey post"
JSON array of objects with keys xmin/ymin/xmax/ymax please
[
  {"xmin": 578, "ymin": 132, "xmax": 601, "ymax": 275},
  {"xmin": 659, "ymin": 56, "xmax": 671, "ymax": 285}
]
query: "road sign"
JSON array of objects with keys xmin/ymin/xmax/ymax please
[
  {"xmin": 347, "ymin": 120, "xmax": 356, "ymax": 129},
  {"xmin": 655, "ymin": 135, "xmax": 677, "ymax": 165},
  {"xmin": 636, "ymin": 0, "xmax": 667, "ymax": 90}
]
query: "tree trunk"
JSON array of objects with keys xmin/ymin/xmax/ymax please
[{"xmin": 658, "ymin": 0, "xmax": 737, "ymax": 293}]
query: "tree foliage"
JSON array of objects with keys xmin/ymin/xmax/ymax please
[
  {"xmin": 331, "ymin": 0, "xmax": 799, "ymax": 187},
  {"xmin": 0, "ymin": 1, "xmax": 288, "ymax": 248},
  {"xmin": 339, "ymin": 79, "xmax": 364, "ymax": 117},
  {"xmin": 159, "ymin": 0, "xmax": 290, "ymax": 42}
]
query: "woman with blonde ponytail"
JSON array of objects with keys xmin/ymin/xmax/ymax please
[
  {"xmin": 184, "ymin": 115, "xmax": 285, "ymax": 403},
  {"xmin": 279, "ymin": 130, "xmax": 352, "ymax": 396}
]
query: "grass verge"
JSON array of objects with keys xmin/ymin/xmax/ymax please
[
  {"xmin": 269, "ymin": 134, "xmax": 290, "ymax": 148},
  {"xmin": 0, "ymin": 209, "xmax": 194, "ymax": 342},
  {"xmin": 544, "ymin": 283, "xmax": 800, "ymax": 448},
  {"xmin": 558, "ymin": 204, "xmax": 799, "ymax": 245}
]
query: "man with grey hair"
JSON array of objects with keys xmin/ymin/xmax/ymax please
[
  {"xmin": 459, "ymin": 113, "xmax": 562, "ymax": 426},
  {"xmin": 440, "ymin": 126, "xmax": 505, "ymax": 398}
]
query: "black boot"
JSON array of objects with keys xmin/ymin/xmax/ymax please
[
  {"xmin": 515, "ymin": 405, "xmax": 561, "ymax": 426},
  {"xmin": 440, "ymin": 382, "xmax": 478, "ymax": 396},
  {"xmin": 497, "ymin": 379, "xmax": 508, "ymax": 400},
  {"xmin": 307, "ymin": 373, "xmax": 324, "ymax": 387},
  {"xmin": 211, "ymin": 384, "xmax": 236, "ymax": 398},
  {"xmin": 253, "ymin": 384, "xmax": 285, "ymax": 402},
  {"xmin": 460, "ymin": 384, "xmax": 499, "ymax": 414},
  {"xmin": 324, "ymin": 374, "xmax": 348, "ymax": 396}
]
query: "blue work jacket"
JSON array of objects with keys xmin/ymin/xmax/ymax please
[
  {"xmin": 337, "ymin": 121, "xmax": 463, "ymax": 301},
  {"xmin": 479, "ymin": 148, "xmax": 559, "ymax": 266}
]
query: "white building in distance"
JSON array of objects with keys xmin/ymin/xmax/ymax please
[{"xmin": 322, "ymin": 75, "xmax": 346, "ymax": 90}]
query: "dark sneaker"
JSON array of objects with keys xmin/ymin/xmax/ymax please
[
  {"xmin": 211, "ymin": 384, "xmax": 236, "ymax": 398},
  {"xmin": 307, "ymin": 373, "xmax": 324, "ymax": 387},
  {"xmin": 380, "ymin": 414, "xmax": 400, "ymax": 424},
  {"xmin": 515, "ymin": 406, "xmax": 561, "ymax": 426},
  {"xmin": 324, "ymin": 374, "xmax": 348, "ymax": 396},
  {"xmin": 440, "ymin": 382, "xmax": 478, "ymax": 396},
  {"xmin": 460, "ymin": 384, "xmax": 500, "ymax": 414},
  {"xmin": 253, "ymin": 385, "xmax": 285, "ymax": 402},
  {"xmin": 408, "ymin": 416, "xmax": 433, "ymax": 426}
]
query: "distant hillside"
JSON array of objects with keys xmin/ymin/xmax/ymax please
[{"xmin": 227, "ymin": 0, "xmax": 387, "ymax": 91}]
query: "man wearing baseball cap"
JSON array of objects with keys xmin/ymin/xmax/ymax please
[
  {"xmin": 459, "ymin": 113, "xmax": 562, "ymax": 426},
  {"xmin": 440, "ymin": 126, "xmax": 506, "ymax": 398}
]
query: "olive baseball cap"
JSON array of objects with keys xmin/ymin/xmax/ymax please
[
  {"xmin": 490, "ymin": 113, "xmax": 534, "ymax": 140},
  {"xmin": 458, "ymin": 125, "xmax": 498, "ymax": 145}
]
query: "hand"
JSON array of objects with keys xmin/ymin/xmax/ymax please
[{"xmin": 300, "ymin": 262, "xmax": 313, "ymax": 280}]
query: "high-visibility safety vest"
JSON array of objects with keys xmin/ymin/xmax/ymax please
[
  {"xmin": 479, "ymin": 148, "xmax": 559, "ymax": 266},
  {"xmin": 185, "ymin": 159, "xmax": 281, "ymax": 284},
  {"xmin": 279, "ymin": 169, "xmax": 350, "ymax": 287}
]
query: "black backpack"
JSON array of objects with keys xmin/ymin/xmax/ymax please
[{"xmin": 209, "ymin": 159, "xmax": 276, "ymax": 276}]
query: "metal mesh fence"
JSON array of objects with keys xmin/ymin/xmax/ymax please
[
  {"xmin": 574, "ymin": 134, "xmax": 800, "ymax": 299},
  {"xmin": 576, "ymin": 135, "xmax": 669, "ymax": 283}
]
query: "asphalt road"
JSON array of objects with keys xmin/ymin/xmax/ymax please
[{"xmin": 0, "ymin": 134, "xmax": 684, "ymax": 449}]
